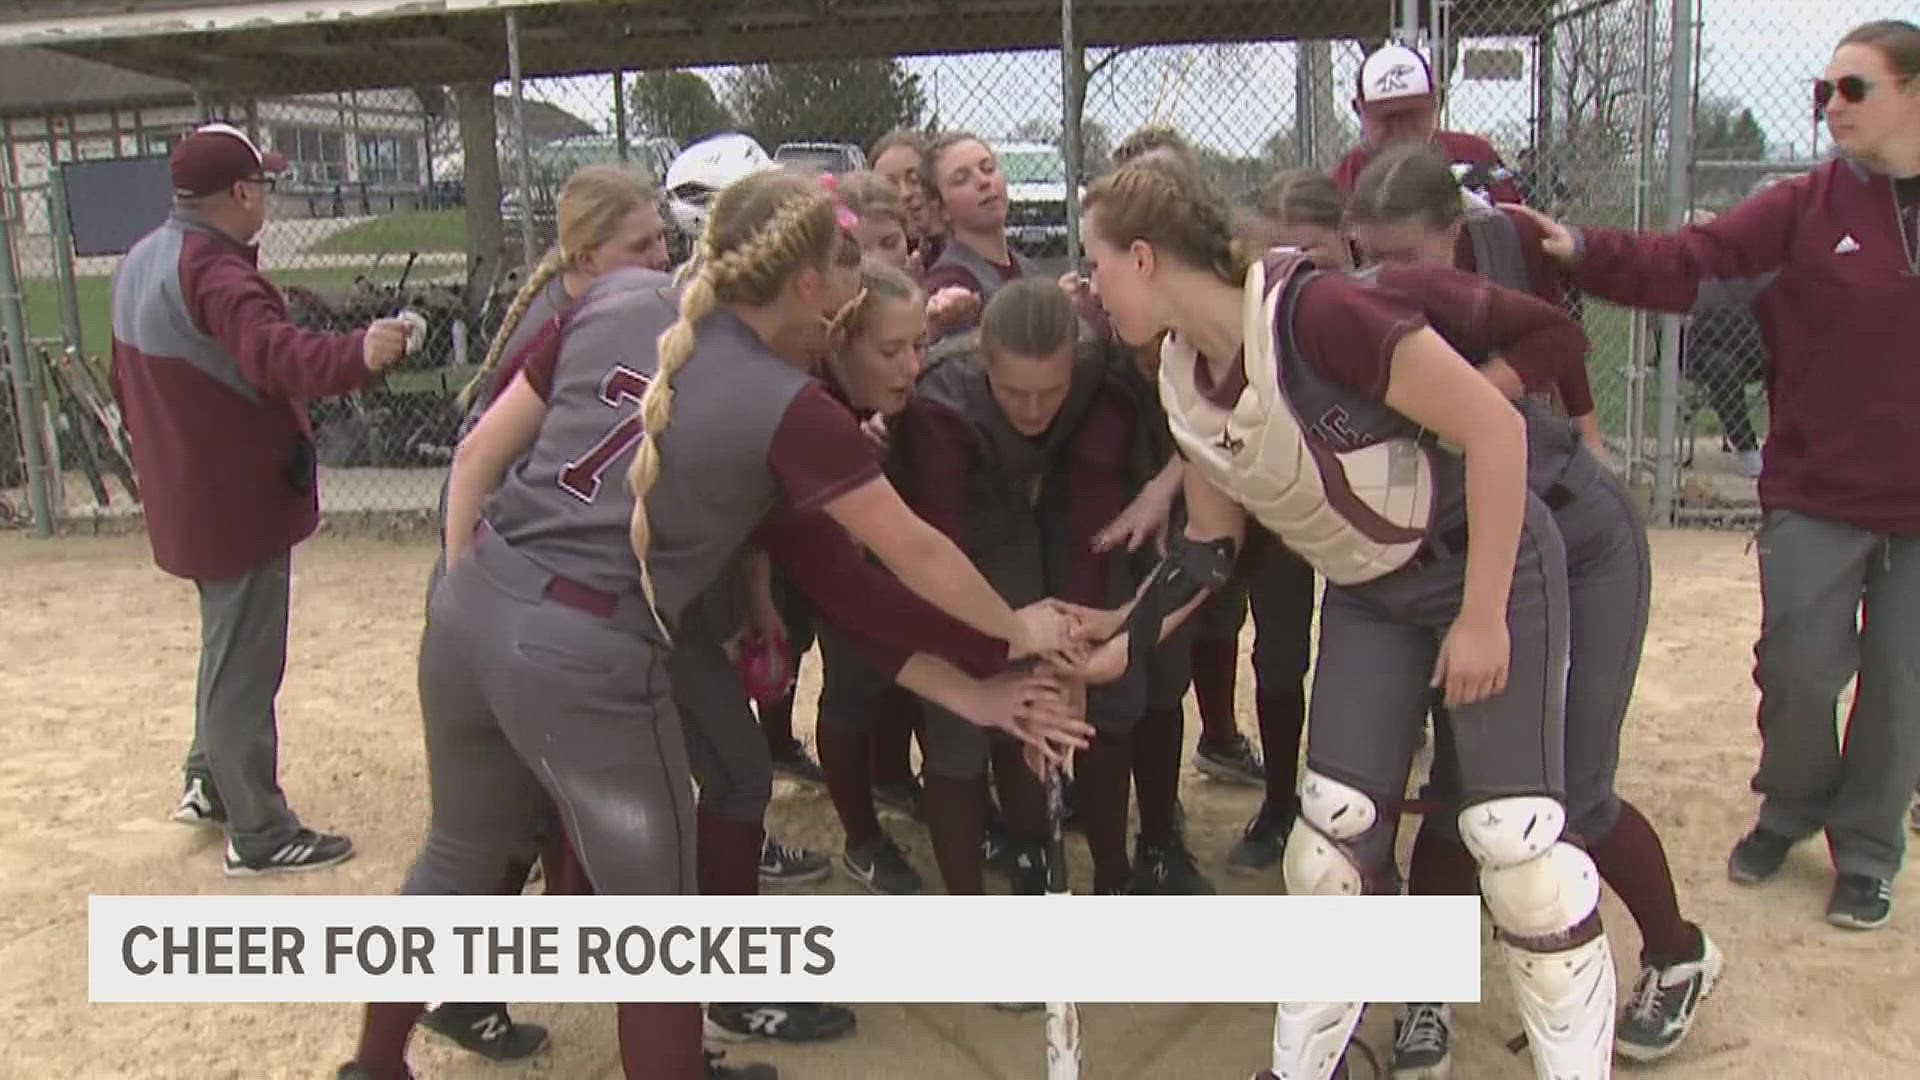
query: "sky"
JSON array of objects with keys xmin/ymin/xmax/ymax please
[{"xmin": 517, "ymin": 1, "xmax": 1888, "ymax": 169}]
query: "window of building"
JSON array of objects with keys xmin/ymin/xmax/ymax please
[
  {"xmin": 357, "ymin": 134, "xmax": 420, "ymax": 187},
  {"xmin": 270, "ymin": 125, "xmax": 348, "ymax": 186}
]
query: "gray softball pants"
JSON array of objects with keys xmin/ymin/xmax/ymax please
[
  {"xmin": 1750, "ymin": 509, "xmax": 1920, "ymax": 881},
  {"xmin": 405, "ymin": 529, "xmax": 696, "ymax": 897},
  {"xmin": 1427, "ymin": 449, "xmax": 1647, "ymax": 842},
  {"xmin": 1308, "ymin": 493, "xmax": 1572, "ymax": 881}
]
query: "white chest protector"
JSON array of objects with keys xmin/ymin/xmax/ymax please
[{"xmin": 1157, "ymin": 254, "xmax": 1445, "ymax": 587}]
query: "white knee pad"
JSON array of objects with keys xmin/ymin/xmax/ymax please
[
  {"xmin": 1456, "ymin": 796, "xmax": 1602, "ymax": 940},
  {"xmin": 1281, "ymin": 769, "xmax": 1382, "ymax": 898},
  {"xmin": 1268, "ymin": 1001, "xmax": 1364, "ymax": 1080},
  {"xmin": 1458, "ymin": 796, "xmax": 1616, "ymax": 1080}
]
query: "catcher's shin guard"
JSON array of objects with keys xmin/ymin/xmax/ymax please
[
  {"xmin": 1267, "ymin": 1001, "xmax": 1365, "ymax": 1080},
  {"xmin": 1458, "ymin": 796, "xmax": 1616, "ymax": 1080},
  {"xmin": 1266, "ymin": 770, "xmax": 1387, "ymax": 1079}
]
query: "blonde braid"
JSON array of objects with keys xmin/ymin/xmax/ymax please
[
  {"xmin": 461, "ymin": 248, "xmax": 565, "ymax": 408},
  {"xmin": 624, "ymin": 189, "xmax": 831, "ymax": 641}
]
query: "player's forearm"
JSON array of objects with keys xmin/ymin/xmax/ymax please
[
  {"xmin": 442, "ymin": 458, "xmax": 495, "ymax": 565},
  {"xmin": 894, "ymin": 653, "xmax": 986, "ymax": 724},
  {"xmin": 443, "ymin": 428, "xmax": 520, "ymax": 562},
  {"xmin": 1457, "ymin": 410, "xmax": 1527, "ymax": 623},
  {"xmin": 875, "ymin": 516, "xmax": 1023, "ymax": 648}
]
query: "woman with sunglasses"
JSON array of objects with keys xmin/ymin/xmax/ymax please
[{"xmin": 1505, "ymin": 18, "xmax": 1920, "ymax": 933}]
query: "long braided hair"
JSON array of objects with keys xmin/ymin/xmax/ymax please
[
  {"xmin": 460, "ymin": 165, "xmax": 657, "ymax": 409},
  {"xmin": 1081, "ymin": 156, "xmax": 1251, "ymax": 288},
  {"xmin": 625, "ymin": 169, "xmax": 861, "ymax": 632}
]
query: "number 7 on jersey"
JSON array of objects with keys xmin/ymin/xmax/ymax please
[{"xmin": 559, "ymin": 365, "xmax": 651, "ymax": 503}]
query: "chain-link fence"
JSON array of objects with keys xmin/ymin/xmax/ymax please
[{"xmin": 0, "ymin": 1, "xmax": 1879, "ymax": 534}]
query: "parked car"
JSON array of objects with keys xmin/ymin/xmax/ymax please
[
  {"xmin": 993, "ymin": 141, "xmax": 1081, "ymax": 257},
  {"xmin": 774, "ymin": 141, "xmax": 867, "ymax": 176},
  {"xmin": 665, "ymin": 133, "xmax": 779, "ymax": 243},
  {"xmin": 501, "ymin": 133, "xmax": 683, "ymax": 254}
]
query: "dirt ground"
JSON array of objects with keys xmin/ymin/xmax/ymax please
[{"xmin": 1, "ymin": 527, "xmax": 1913, "ymax": 1080}]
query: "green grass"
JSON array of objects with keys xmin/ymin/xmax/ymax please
[
  {"xmin": 306, "ymin": 209, "xmax": 467, "ymax": 256},
  {"xmin": 20, "ymin": 265, "xmax": 390, "ymax": 365}
]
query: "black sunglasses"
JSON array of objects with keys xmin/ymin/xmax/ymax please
[{"xmin": 1815, "ymin": 73, "xmax": 1913, "ymax": 115}]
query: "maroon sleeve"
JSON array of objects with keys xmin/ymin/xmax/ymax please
[
  {"xmin": 510, "ymin": 316, "xmax": 566, "ymax": 402},
  {"xmin": 1371, "ymin": 263, "xmax": 1589, "ymax": 402},
  {"xmin": 923, "ymin": 263, "xmax": 984, "ymax": 297},
  {"xmin": 757, "ymin": 512, "xmax": 1009, "ymax": 679},
  {"xmin": 181, "ymin": 245, "xmax": 371, "ymax": 401},
  {"xmin": 1288, "ymin": 273, "xmax": 1430, "ymax": 400},
  {"xmin": 1329, "ymin": 147, "xmax": 1368, "ymax": 193},
  {"xmin": 1508, "ymin": 209, "xmax": 1569, "ymax": 310},
  {"xmin": 768, "ymin": 383, "xmax": 885, "ymax": 513},
  {"xmin": 1058, "ymin": 387, "xmax": 1134, "ymax": 606},
  {"xmin": 889, "ymin": 399, "xmax": 975, "ymax": 544},
  {"xmin": 1568, "ymin": 176, "xmax": 1801, "ymax": 312}
]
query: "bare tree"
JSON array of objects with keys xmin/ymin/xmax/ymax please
[{"xmin": 1545, "ymin": 0, "xmax": 1670, "ymax": 201}]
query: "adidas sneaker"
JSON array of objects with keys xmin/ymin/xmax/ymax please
[{"xmin": 223, "ymin": 829, "xmax": 354, "ymax": 877}]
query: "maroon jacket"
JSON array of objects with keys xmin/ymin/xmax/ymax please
[
  {"xmin": 1332, "ymin": 130, "xmax": 1524, "ymax": 205},
  {"xmin": 109, "ymin": 213, "xmax": 372, "ymax": 579},
  {"xmin": 1565, "ymin": 159, "xmax": 1920, "ymax": 532}
]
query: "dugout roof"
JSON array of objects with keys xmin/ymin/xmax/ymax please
[{"xmin": 0, "ymin": 0, "xmax": 1556, "ymax": 98}]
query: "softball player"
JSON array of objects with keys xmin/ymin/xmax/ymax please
[
  {"xmin": 890, "ymin": 277, "xmax": 1141, "ymax": 897},
  {"xmin": 1347, "ymin": 143, "xmax": 1723, "ymax": 1072},
  {"xmin": 801, "ymin": 172, "xmax": 930, "ymax": 819},
  {"xmin": 805, "ymin": 260, "xmax": 938, "ymax": 894},
  {"xmin": 869, "ymin": 128, "xmax": 943, "ymax": 270},
  {"xmin": 1093, "ymin": 324, "xmax": 1237, "ymax": 895},
  {"xmin": 1074, "ymin": 156, "xmax": 1615, "ymax": 1080},
  {"xmin": 417, "ymin": 164, "xmax": 668, "ymax": 1064},
  {"xmin": 921, "ymin": 132, "xmax": 1034, "ymax": 341},
  {"xmin": 339, "ymin": 170, "xmax": 1088, "ymax": 1080},
  {"xmin": 834, "ymin": 170, "xmax": 916, "ymax": 273}
]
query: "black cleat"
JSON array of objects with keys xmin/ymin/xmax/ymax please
[{"xmin": 419, "ymin": 1002, "xmax": 550, "ymax": 1061}]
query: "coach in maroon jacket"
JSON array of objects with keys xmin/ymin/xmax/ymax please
[
  {"xmin": 1509, "ymin": 20, "xmax": 1920, "ymax": 933},
  {"xmin": 1331, "ymin": 44, "xmax": 1523, "ymax": 206},
  {"xmin": 110, "ymin": 124, "xmax": 412, "ymax": 878}
]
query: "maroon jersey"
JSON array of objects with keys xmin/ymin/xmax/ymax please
[
  {"xmin": 1331, "ymin": 130, "xmax": 1523, "ymax": 206},
  {"xmin": 1567, "ymin": 160, "xmax": 1920, "ymax": 532}
]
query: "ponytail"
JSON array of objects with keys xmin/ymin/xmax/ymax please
[
  {"xmin": 461, "ymin": 248, "xmax": 564, "ymax": 408},
  {"xmin": 624, "ymin": 169, "xmax": 858, "ymax": 642},
  {"xmin": 625, "ymin": 268, "xmax": 718, "ymax": 644}
]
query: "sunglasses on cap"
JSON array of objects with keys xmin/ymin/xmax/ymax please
[{"xmin": 1815, "ymin": 73, "xmax": 1914, "ymax": 116}]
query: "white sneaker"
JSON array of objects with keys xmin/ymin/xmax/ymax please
[
  {"xmin": 170, "ymin": 775, "xmax": 225, "ymax": 828},
  {"xmin": 1736, "ymin": 449, "xmax": 1763, "ymax": 478}
]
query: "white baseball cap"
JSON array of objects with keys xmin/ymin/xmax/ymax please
[{"xmin": 1356, "ymin": 45, "xmax": 1438, "ymax": 117}]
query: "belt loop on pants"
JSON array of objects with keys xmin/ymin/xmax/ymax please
[{"xmin": 469, "ymin": 523, "xmax": 668, "ymax": 642}]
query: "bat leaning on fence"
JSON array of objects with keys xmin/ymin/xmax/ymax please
[{"xmin": 1043, "ymin": 681, "xmax": 1086, "ymax": 1080}]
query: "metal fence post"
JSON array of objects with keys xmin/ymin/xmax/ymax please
[
  {"xmin": 1060, "ymin": 0, "xmax": 1084, "ymax": 268},
  {"xmin": 1624, "ymin": 0, "xmax": 1657, "ymax": 486},
  {"xmin": 48, "ymin": 167, "xmax": 86, "ymax": 358},
  {"xmin": 1396, "ymin": 0, "xmax": 1422, "ymax": 44},
  {"xmin": 613, "ymin": 70, "xmax": 629, "ymax": 164},
  {"xmin": 0, "ymin": 213, "xmax": 56, "ymax": 537},
  {"xmin": 1652, "ymin": 0, "xmax": 1695, "ymax": 526},
  {"xmin": 505, "ymin": 11, "xmax": 538, "ymax": 269}
]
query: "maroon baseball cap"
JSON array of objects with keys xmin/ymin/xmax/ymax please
[{"xmin": 170, "ymin": 123, "xmax": 287, "ymax": 197}]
